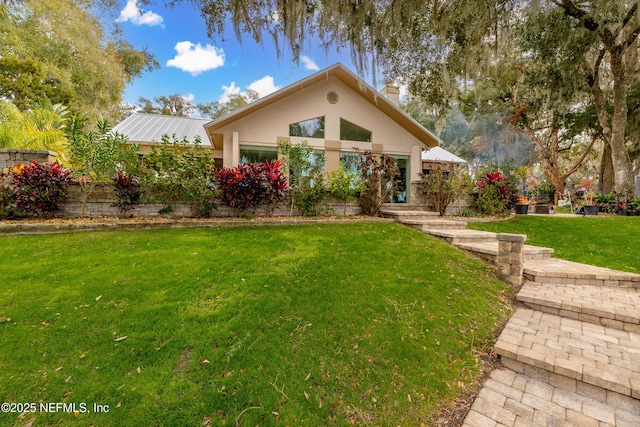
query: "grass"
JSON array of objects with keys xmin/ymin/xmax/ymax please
[
  {"xmin": 467, "ymin": 215, "xmax": 640, "ymax": 273},
  {"xmin": 0, "ymin": 223, "xmax": 511, "ymax": 426}
]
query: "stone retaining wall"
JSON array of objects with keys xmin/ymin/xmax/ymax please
[
  {"xmin": 59, "ymin": 182, "xmax": 362, "ymax": 218},
  {"xmin": 0, "ymin": 149, "xmax": 58, "ymax": 176}
]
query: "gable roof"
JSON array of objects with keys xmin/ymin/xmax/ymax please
[
  {"xmin": 113, "ymin": 113, "xmax": 211, "ymax": 145},
  {"xmin": 204, "ymin": 63, "xmax": 440, "ymax": 148},
  {"xmin": 422, "ymin": 146, "xmax": 467, "ymax": 164}
]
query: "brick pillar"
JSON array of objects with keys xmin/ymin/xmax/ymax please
[{"xmin": 497, "ymin": 233, "xmax": 527, "ymax": 286}]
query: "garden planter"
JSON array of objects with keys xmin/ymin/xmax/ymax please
[
  {"xmin": 583, "ymin": 205, "xmax": 599, "ymax": 215},
  {"xmin": 515, "ymin": 204, "xmax": 529, "ymax": 215},
  {"xmin": 533, "ymin": 204, "xmax": 551, "ymax": 214}
]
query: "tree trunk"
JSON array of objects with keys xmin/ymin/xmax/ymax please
[
  {"xmin": 609, "ymin": 48, "xmax": 635, "ymax": 197},
  {"xmin": 599, "ymin": 143, "xmax": 614, "ymax": 194},
  {"xmin": 524, "ymin": 124, "xmax": 595, "ymax": 205},
  {"xmin": 560, "ymin": 1, "xmax": 638, "ymax": 197}
]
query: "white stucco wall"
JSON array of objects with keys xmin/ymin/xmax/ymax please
[{"xmin": 213, "ymin": 76, "xmax": 426, "ymax": 158}]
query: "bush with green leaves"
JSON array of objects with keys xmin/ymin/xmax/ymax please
[
  {"xmin": 0, "ymin": 174, "xmax": 17, "ymax": 219},
  {"xmin": 67, "ymin": 118, "xmax": 140, "ymax": 217},
  {"xmin": 296, "ymin": 171, "xmax": 329, "ymax": 216},
  {"xmin": 143, "ymin": 136, "xmax": 217, "ymax": 218},
  {"xmin": 277, "ymin": 139, "xmax": 329, "ymax": 216},
  {"xmin": 327, "ymin": 161, "xmax": 364, "ymax": 216},
  {"xmin": 421, "ymin": 165, "xmax": 472, "ymax": 216},
  {"xmin": 10, "ymin": 160, "xmax": 71, "ymax": 218},
  {"xmin": 352, "ymin": 148, "xmax": 400, "ymax": 216},
  {"xmin": 529, "ymin": 181, "xmax": 555, "ymax": 203}
]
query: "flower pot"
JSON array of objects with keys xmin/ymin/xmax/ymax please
[
  {"xmin": 583, "ymin": 205, "xmax": 599, "ymax": 215},
  {"xmin": 515, "ymin": 204, "xmax": 529, "ymax": 215}
]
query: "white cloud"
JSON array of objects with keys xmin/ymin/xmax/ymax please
[
  {"xmin": 300, "ymin": 55, "xmax": 319, "ymax": 71},
  {"xmin": 218, "ymin": 76, "xmax": 281, "ymax": 103},
  {"xmin": 218, "ymin": 82, "xmax": 241, "ymax": 103},
  {"xmin": 166, "ymin": 41, "xmax": 225, "ymax": 76},
  {"xmin": 117, "ymin": 0, "xmax": 164, "ymax": 27},
  {"xmin": 247, "ymin": 76, "xmax": 280, "ymax": 98}
]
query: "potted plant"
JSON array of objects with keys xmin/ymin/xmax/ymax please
[
  {"xmin": 581, "ymin": 191, "xmax": 599, "ymax": 215},
  {"xmin": 630, "ymin": 197, "xmax": 640, "ymax": 216},
  {"xmin": 515, "ymin": 196, "xmax": 532, "ymax": 214},
  {"xmin": 595, "ymin": 193, "xmax": 616, "ymax": 213}
]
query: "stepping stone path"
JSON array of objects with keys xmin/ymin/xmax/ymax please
[{"xmin": 381, "ymin": 209, "xmax": 640, "ymax": 426}]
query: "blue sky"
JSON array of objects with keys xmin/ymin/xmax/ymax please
[{"xmin": 115, "ymin": 0, "xmax": 365, "ymax": 110}]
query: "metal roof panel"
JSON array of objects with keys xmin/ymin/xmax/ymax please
[{"xmin": 113, "ymin": 114, "xmax": 211, "ymax": 145}]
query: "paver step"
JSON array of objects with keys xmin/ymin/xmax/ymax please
[
  {"xmin": 380, "ymin": 203, "xmax": 424, "ymax": 211},
  {"xmin": 464, "ymin": 367, "xmax": 640, "ymax": 427},
  {"xmin": 523, "ymin": 258, "xmax": 640, "ymax": 288},
  {"xmin": 454, "ymin": 241, "xmax": 554, "ymax": 263},
  {"xmin": 379, "ymin": 209, "xmax": 440, "ymax": 221},
  {"xmin": 518, "ymin": 282, "xmax": 640, "ymax": 334},
  {"xmin": 494, "ymin": 308, "xmax": 640, "ymax": 399},
  {"xmin": 401, "ymin": 219, "xmax": 467, "ymax": 231},
  {"xmin": 422, "ymin": 228, "xmax": 498, "ymax": 244}
]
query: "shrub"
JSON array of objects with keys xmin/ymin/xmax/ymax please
[
  {"xmin": 0, "ymin": 174, "xmax": 17, "ymax": 219},
  {"xmin": 262, "ymin": 160, "xmax": 288, "ymax": 216},
  {"xmin": 10, "ymin": 160, "xmax": 71, "ymax": 217},
  {"xmin": 296, "ymin": 171, "xmax": 329, "ymax": 216},
  {"xmin": 277, "ymin": 139, "xmax": 326, "ymax": 216},
  {"xmin": 327, "ymin": 161, "xmax": 364, "ymax": 216},
  {"xmin": 112, "ymin": 171, "xmax": 142, "ymax": 216},
  {"xmin": 352, "ymin": 148, "xmax": 400, "ymax": 216},
  {"xmin": 529, "ymin": 181, "xmax": 555, "ymax": 203},
  {"xmin": 67, "ymin": 118, "xmax": 140, "ymax": 217},
  {"xmin": 420, "ymin": 165, "xmax": 472, "ymax": 216},
  {"xmin": 473, "ymin": 170, "xmax": 516, "ymax": 215},
  {"xmin": 143, "ymin": 137, "xmax": 218, "ymax": 218},
  {"xmin": 216, "ymin": 163, "xmax": 266, "ymax": 214}
]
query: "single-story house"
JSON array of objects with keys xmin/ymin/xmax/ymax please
[{"xmin": 114, "ymin": 63, "xmax": 466, "ymax": 204}]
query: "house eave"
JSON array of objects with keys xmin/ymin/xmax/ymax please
[{"xmin": 204, "ymin": 64, "xmax": 440, "ymax": 148}]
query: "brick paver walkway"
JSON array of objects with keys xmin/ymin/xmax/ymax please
[
  {"xmin": 380, "ymin": 210, "xmax": 640, "ymax": 426},
  {"xmin": 464, "ymin": 367, "xmax": 640, "ymax": 427}
]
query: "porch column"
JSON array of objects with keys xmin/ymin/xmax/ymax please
[
  {"xmin": 410, "ymin": 145, "xmax": 423, "ymax": 182},
  {"xmin": 222, "ymin": 134, "xmax": 232, "ymax": 168},
  {"xmin": 222, "ymin": 132, "xmax": 240, "ymax": 168},
  {"xmin": 325, "ymin": 140, "xmax": 341, "ymax": 172},
  {"xmin": 231, "ymin": 131, "xmax": 240, "ymax": 166}
]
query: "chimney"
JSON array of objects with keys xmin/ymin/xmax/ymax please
[{"xmin": 381, "ymin": 84, "xmax": 400, "ymax": 107}]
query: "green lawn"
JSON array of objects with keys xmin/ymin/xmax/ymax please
[
  {"xmin": 467, "ymin": 215, "xmax": 640, "ymax": 274},
  {"xmin": 0, "ymin": 223, "xmax": 511, "ymax": 426}
]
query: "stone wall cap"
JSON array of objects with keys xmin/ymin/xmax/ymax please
[
  {"xmin": 497, "ymin": 233, "xmax": 527, "ymax": 242},
  {"xmin": 0, "ymin": 148, "xmax": 58, "ymax": 156}
]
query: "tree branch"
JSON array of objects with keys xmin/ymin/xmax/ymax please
[
  {"xmin": 622, "ymin": 3, "xmax": 638, "ymax": 29},
  {"xmin": 557, "ymin": 0, "xmax": 599, "ymax": 31},
  {"xmin": 623, "ymin": 25, "xmax": 640, "ymax": 50},
  {"xmin": 563, "ymin": 133, "xmax": 599, "ymax": 179}
]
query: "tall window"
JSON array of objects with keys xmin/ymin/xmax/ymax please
[
  {"xmin": 239, "ymin": 146, "xmax": 278, "ymax": 164},
  {"xmin": 340, "ymin": 118, "xmax": 372, "ymax": 142},
  {"xmin": 389, "ymin": 156, "xmax": 408, "ymax": 203},
  {"xmin": 289, "ymin": 116, "xmax": 325, "ymax": 138},
  {"xmin": 339, "ymin": 152, "xmax": 360, "ymax": 174}
]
